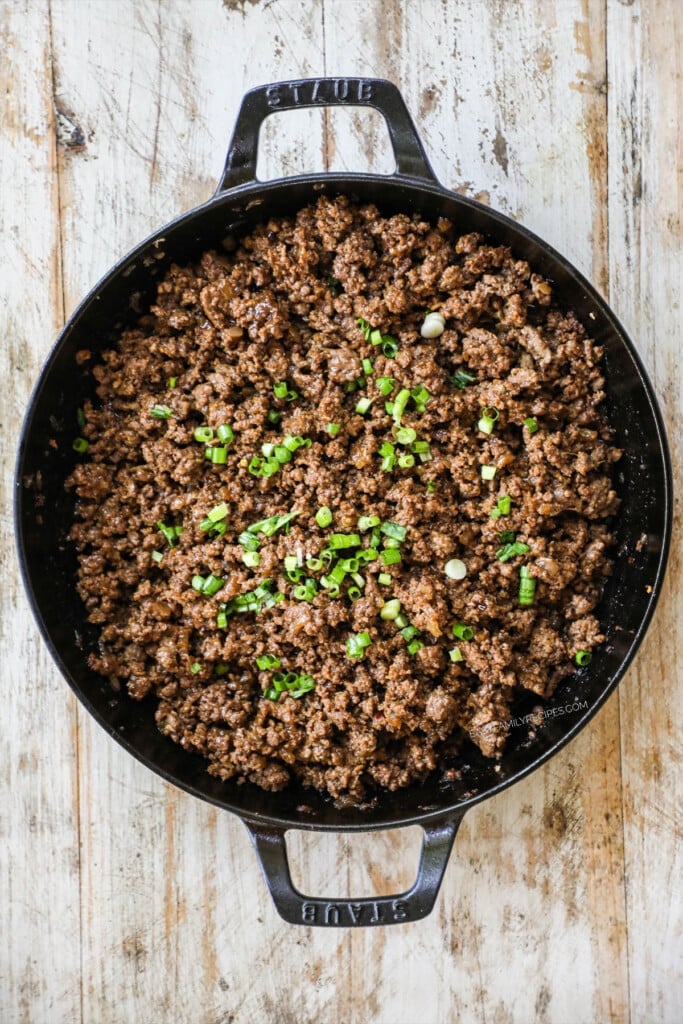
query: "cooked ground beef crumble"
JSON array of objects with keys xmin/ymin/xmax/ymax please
[{"xmin": 67, "ymin": 195, "xmax": 621, "ymax": 804}]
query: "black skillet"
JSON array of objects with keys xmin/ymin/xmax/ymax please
[{"xmin": 15, "ymin": 78, "xmax": 672, "ymax": 926}]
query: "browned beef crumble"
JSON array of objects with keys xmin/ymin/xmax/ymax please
[{"xmin": 67, "ymin": 195, "xmax": 621, "ymax": 804}]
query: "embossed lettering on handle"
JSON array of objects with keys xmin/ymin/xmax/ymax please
[
  {"xmin": 244, "ymin": 816, "xmax": 464, "ymax": 928},
  {"xmin": 217, "ymin": 77, "xmax": 436, "ymax": 192},
  {"xmin": 264, "ymin": 78, "xmax": 375, "ymax": 108}
]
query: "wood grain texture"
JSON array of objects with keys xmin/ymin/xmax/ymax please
[
  {"xmin": 1, "ymin": 1, "xmax": 680, "ymax": 1021},
  {"xmin": 0, "ymin": 4, "xmax": 82, "ymax": 1023},
  {"xmin": 607, "ymin": 2, "xmax": 683, "ymax": 1022}
]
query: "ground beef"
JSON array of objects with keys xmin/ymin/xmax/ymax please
[{"xmin": 67, "ymin": 196, "xmax": 621, "ymax": 804}]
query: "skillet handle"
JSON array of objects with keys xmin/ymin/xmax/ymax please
[
  {"xmin": 244, "ymin": 813, "xmax": 464, "ymax": 927},
  {"xmin": 217, "ymin": 77, "xmax": 437, "ymax": 192}
]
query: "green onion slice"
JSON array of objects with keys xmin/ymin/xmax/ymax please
[
  {"xmin": 496, "ymin": 541, "xmax": 530, "ymax": 563},
  {"xmin": 518, "ymin": 565, "xmax": 537, "ymax": 606},
  {"xmin": 150, "ymin": 404, "xmax": 172, "ymax": 419},
  {"xmin": 247, "ymin": 510, "xmax": 300, "ymax": 538},
  {"xmin": 452, "ymin": 623, "xmax": 474, "ymax": 641},
  {"xmin": 450, "ymin": 369, "xmax": 477, "ymax": 389},
  {"xmin": 346, "ymin": 632, "xmax": 372, "ymax": 658}
]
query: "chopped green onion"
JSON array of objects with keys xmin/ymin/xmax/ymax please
[
  {"xmin": 395, "ymin": 426, "xmax": 417, "ymax": 445},
  {"xmin": 398, "ymin": 453, "xmax": 415, "ymax": 468},
  {"xmin": 202, "ymin": 574, "xmax": 224, "ymax": 596},
  {"xmin": 450, "ymin": 369, "xmax": 477, "ymax": 389},
  {"xmin": 380, "ymin": 599, "xmax": 402, "ymax": 621},
  {"xmin": 346, "ymin": 632, "xmax": 372, "ymax": 658},
  {"xmin": 206, "ymin": 446, "xmax": 228, "ymax": 464},
  {"xmin": 357, "ymin": 317, "xmax": 372, "ymax": 340},
  {"xmin": 382, "ymin": 337, "xmax": 399, "ymax": 358},
  {"xmin": 267, "ymin": 408, "xmax": 281, "ymax": 425},
  {"xmin": 411, "ymin": 440, "xmax": 431, "ymax": 463},
  {"xmin": 150, "ymin": 404, "xmax": 173, "ymax": 419},
  {"xmin": 490, "ymin": 495, "xmax": 512, "ymax": 520},
  {"xmin": 326, "ymin": 422, "xmax": 341, "ymax": 437},
  {"xmin": 194, "ymin": 426, "xmax": 214, "ymax": 443},
  {"xmin": 380, "ymin": 548, "xmax": 402, "ymax": 566},
  {"xmin": 426, "ymin": 480, "xmax": 436, "ymax": 494},
  {"xmin": 452, "ymin": 623, "xmax": 474, "ymax": 641},
  {"xmin": 375, "ymin": 376, "xmax": 395, "ymax": 396},
  {"xmin": 157, "ymin": 521, "xmax": 181, "ymax": 548},
  {"xmin": 190, "ymin": 662, "xmax": 201, "ymax": 674},
  {"xmin": 358, "ymin": 514, "xmax": 380, "ymax": 532},
  {"xmin": 247, "ymin": 510, "xmax": 300, "ymax": 538},
  {"xmin": 496, "ymin": 541, "xmax": 530, "ymax": 563},
  {"xmin": 407, "ymin": 639, "xmax": 424, "ymax": 656},
  {"xmin": 216, "ymin": 610, "xmax": 228, "ymax": 629},
  {"xmin": 151, "ymin": 550, "xmax": 163, "ymax": 564},
  {"xmin": 383, "ymin": 538, "xmax": 401, "ymax": 550},
  {"xmin": 242, "ymin": 551, "xmax": 260, "ymax": 568},
  {"xmin": 379, "ymin": 440, "xmax": 396, "ymax": 472},
  {"xmin": 481, "ymin": 464, "xmax": 497, "ymax": 481},
  {"xmin": 168, "ymin": 377, "xmax": 177, "ymax": 388},
  {"xmin": 338, "ymin": 557, "xmax": 360, "ymax": 572},
  {"xmin": 369, "ymin": 328, "xmax": 383, "ymax": 346},
  {"xmin": 449, "ymin": 646, "xmax": 463, "ymax": 663},
  {"xmin": 293, "ymin": 580, "xmax": 318, "ymax": 601},
  {"xmin": 498, "ymin": 530, "xmax": 516, "ymax": 544},
  {"xmin": 314, "ymin": 506, "xmax": 332, "ymax": 528},
  {"xmin": 283, "ymin": 555, "xmax": 298, "ymax": 572},
  {"xmin": 329, "ymin": 533, "xmax": 360, "ymax": 550},
  {"xmin": 362, "ymin": 357, "xmax": 374, "ymax": 376},
  {"xmin": 395, "ymin": 612, "xmax": 409, "ymax": 629},
  {"xmin": 272, "ymin": 445, "xmax": 291, "ymax": 464},
  {"xmin": 519, "ymin": 565, "xmax": 537, "ymax": 606},
  {"xmin": 401, "ymin": 625, "xmax": 421, "ymax": 642},
  {"xmin": 192, "ymin": 575, "xmax": 205, "ymax": 592},
  {"xmin": 283, "ymin": 434, "xmax": 311, "ymax": 452},
  {"xmin": 238, "ymin": 532, "xmax": 260, "ymax": 552},
  {"xmin": 306, "ymin": 556, "xmax": 323, "ymax": 572},
  {"xmin": 355, "ymin": 397, "xmax": 373, "ymax": 415},
  {"xmin": 445, "ymin": 558, "xmax": 467, "ymax": 580},
  {"xmin": 381, "ymin": 522, "xmax": 407, "ymax": 542},
  {"xmin": 76, "ymin": 407, "xmax": 86, "ymax": 429},
  {"xmin": 410, "ymin": 385, "xmax": 430, "ymax": 413},
  {"xmin": 392, "ymin": 388, "xmax": 411, "ymax": 426},
  {"xmin": 72, "ymin": 437, "xmax": 89, "ymax": 453},
  {"xmin": 206, "ymin": 502, "xmax": 228, "ymax": 523},
  {"xmin": 575, "ymin": 650, "xmax": 592, "ymax": 666},
  {"xmin": 378, "ymin": 572, "xmax": 392, "ymax": 585},
  {"xmin": 215, "ymin": 663, "xmax": 229, "ymax": 675},
  {"xmin": 524, "ymin": 417, "xmax": 539, "ymax": 434},
  {"xmin": 263, "ymin": 687, "xmax": 278, "ymax": 701},
  {"xmin": 217, "ymin": 424, "xmax": 234, "ymax": 444},
  {"xmin": 256, "ymin": 654, "xmax": 281, "ymax": 670},
  {"xmin": 478, "ymin": 407, "xmax": 499, "ymax": 435},
  {"xmin": 273, "ymin": 381, "xmax": 298, "ymax": 401}
]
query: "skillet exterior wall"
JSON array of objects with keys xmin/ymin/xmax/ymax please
[{"xmin": 3, "ymin": 1, "xmax": 682, "ymax": 1022}]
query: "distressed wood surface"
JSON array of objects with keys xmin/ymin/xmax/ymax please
[{"xmin": 1, "ymin": 1, "xmax": 680, "ymax": 1022}]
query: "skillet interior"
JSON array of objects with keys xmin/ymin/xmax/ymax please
[{"xmin": 16, "ymin": 174, "xmax": 671, "ymax": 832}]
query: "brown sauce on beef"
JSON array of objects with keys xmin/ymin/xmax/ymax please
[{"xmin": 67, "ymin": 196, "xmax": 620, "ymax": 803}]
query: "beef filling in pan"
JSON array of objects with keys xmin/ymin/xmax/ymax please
[{"xmin": 67, "ymin": 195, "xmax": 621, "ymax": 804}]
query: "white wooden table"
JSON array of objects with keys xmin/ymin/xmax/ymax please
[{"xmin": 2, "ymin": 1, "xmax": 681, "ymax": 1021}]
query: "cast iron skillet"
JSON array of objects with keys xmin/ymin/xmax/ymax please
[{"xmin": 16, "ymin": 78, "xmax": 672, "ymax": 927}]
